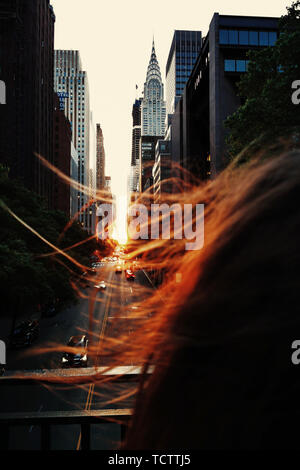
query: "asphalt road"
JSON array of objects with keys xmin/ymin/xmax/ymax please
[{"xmin": 0, "ymin": 262, "xmax": 153, "ymax": 450}]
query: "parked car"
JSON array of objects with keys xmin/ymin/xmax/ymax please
[
  {"xmin": 9, "ymin": 320, "xmax": 40, "ymax": 349},
  {"xmin": 61, "ymin": 335, "xmax": 88, "ymax": 368},
  {"xmin": 125, "ymin": 269, "xmax": 136, "ymax": 280}
]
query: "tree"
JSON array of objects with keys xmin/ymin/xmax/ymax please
[
  {"xmin": 225, "ymin": 2, "xmax": 300, "ymax": 161},
  {"xmin": 0, "ymin": 165, "xmax": 98, "ymax": 320}
]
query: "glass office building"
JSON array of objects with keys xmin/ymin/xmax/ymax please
[
  {"xmin": 166, "ymin": 30, "xmax": 202, "ymax": 117},
  {"xmin": 170, "ymin": 13, "xmax": 279, "ymax": 183}
]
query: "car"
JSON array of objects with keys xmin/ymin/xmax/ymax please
[
  {"xmin": 9, "ymin": 320, "xmax": 40, "ymax": 349},
  {"xmin": 94, "ymin": 281, "xmax": 106, "ymax": 290},
  {"xmin": 115, "ymin": 265, "xmax": 122, "ymax": 273},
  {"xmin": 125, "ymin": 269, "xmax": 136, "ymax": 280},
  {"xmin": 61, "ymin": 335, "xmax": 88, "ymax": 368},
  {"xmin": 92, "ymin": 262, "xmax": 102, "ymax": 268}
]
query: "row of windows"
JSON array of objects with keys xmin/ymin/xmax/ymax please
[
  {"xmin": 176, "ymin": 52, "xmax": 198, "ymax": 58},
  {"xmin": 219, "ymin": 29, "xmax": 277, "ymax": 47},
  {"xmin": 57, "ymin": 79, "xmax": 85, "ymax": 86},
  {"xmin": 57, "ymin": 86, "xmax": 85, "ymax": 92},
  {"xmin": 177, "ymin": 60, "xmax": 196, "ymax": 66},
  {"xmin": 176, "ymin": 72, "xmax": 192, "ymax": 78},
  {"xmin": 176, "ymin": 66, "xmax": 194, "ymax": 72},
  {"xmin": 224, "ymin": 59, "xmax": 250, "ymax": 73},
  {"xmin": 56, "ymin": 68, "xmax": 85, "ymax": 74}
]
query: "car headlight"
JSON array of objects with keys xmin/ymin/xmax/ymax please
[
  {"xmin": 62, "ymin": 357, "xmax": 68, "ymax": 363},
  {"xmin": 81, "ymin": 355, "xmax": 87, "ymax": 361}
]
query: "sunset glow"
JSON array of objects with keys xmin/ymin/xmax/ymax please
[{"xmin": 113, "ymin": 195, "xmax": 128, "ymax": 245}]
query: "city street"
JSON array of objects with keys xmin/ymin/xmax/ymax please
[{"xmin": 0, "ymin": 262, "xmax": 154, "ymax": 450}]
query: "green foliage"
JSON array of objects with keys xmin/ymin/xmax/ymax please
[
  {"xmin": 0, "ymin": 166, "xmax": 98, "ymax": 317},
  {"xmin": 225, "ymin": 2, "xmax": 300, "ymax": 161}
]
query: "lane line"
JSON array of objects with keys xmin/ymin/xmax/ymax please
[{"xmin": 76, "ymin": 270, "xmax": 113, "ymax": 450}]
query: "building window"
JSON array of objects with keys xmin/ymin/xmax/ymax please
[
  {"xmin": 249, "ymin": 31, "xmax": 259, "ymax": 45},
  {"xmin": 224, "ymin": 59, "xmax": 236, "ymax": 72},
  {"xmin": 259, "ymin": 31, "xmax": 269, "ymax": 46},
  {"xmin": 269, "ymin": 31, "xmax": 277, "ymax": 46},
  {"xmin": 220, "ymin": 29, "xmax": 277, "ymax": 47},
  {"xmin": 229, "ymin": 30, "xmax": 238, "ymax": 45},
  {"xmin": 239, "ymin": 30, "xmax": 249, "ymax": 45},
  {"xmin": 236, "ymin": 60, "xmax": 247, "ymax": 72},
  {"xmin": 224, "ymin": 59, "xmax": 249, "ymax": 73}
]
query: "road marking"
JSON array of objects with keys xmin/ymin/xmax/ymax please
[
  {"xmin": 76, "ymin": 383, "xmax": 94, "ymax": 450},
  {"xmin": 76, "ymin": 275, "xmax": 113, "ymax": 450}
]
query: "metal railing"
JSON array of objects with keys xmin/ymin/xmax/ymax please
[
  {"xmin": 0, "ymin": 409, "xmax": 132, "ymax": 450},
  {"xmin": 0, "ymin": 366, "xmax": 151, "ymax": 450}
]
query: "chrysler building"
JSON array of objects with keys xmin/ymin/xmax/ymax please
[{"xmin": 141, "ymin": 39, "xmax": 166, "ymax": 137}]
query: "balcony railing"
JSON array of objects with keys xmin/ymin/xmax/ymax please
[
  {"xmin": 0, "ymin": 366, "xmax": 152, "ymax": 450},
  {"xmin": 0, "ymin": 409, "xmax": 132, "ymax": 450}
]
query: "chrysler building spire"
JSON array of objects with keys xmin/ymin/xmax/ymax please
[
  {"xmin": 146, "ymin": 37, "xmax": 162, "ymax": 83},
  {"xmin": 142, "ymin": 39, "xmax": 166, "ymax": 136}
]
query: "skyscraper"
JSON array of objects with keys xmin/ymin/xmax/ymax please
[
  {"xmin": 166, "ymin": 30, "xmax": 202, "ymax": 118},
  {"xmin": 170, "ymin": 14, "xmax": 279, "ymax": 180},
  {"xmin": 129, "ymin": 98, "xmax": 142, "ymax": 193},
  {"xmin": 153, "ymin": 30, "xmax": 202, "ymax": 196},
  {"xmin": 54, "ymin": 50, "xmax": 90, "ymax": 228},
  {"xmin": 96, "ymin": 124, "xmax": 105, "ymax": 191},
  {"xmin": 53, "ymin": 93, "xmax": 72, "ymax": 216},
  {"xmin": 139, "ymin": 40, "xmax": 166, "ymax": 193},
  {"xmin": 0, "ymin": 0, "xmax": 55, "ymax": 205},
  {"xmin": 70, "ymin": 142, "xmax": 78, "ymax": 219},
  {"xmin": 141, "ymin": 40, "xmax": 166, "ymax": 137},
  {"xmin": 88, "ymin": 111, "xmax": 97, "ymax": 234}
]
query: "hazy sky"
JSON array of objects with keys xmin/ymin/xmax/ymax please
[{"xmin": 51, "ymin": 0, "xmax": 289, "ymax": 200}]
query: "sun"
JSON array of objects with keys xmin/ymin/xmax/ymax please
[{"xmin": 113, "ymin": 195, "xmax": 128, "ymax": 245}]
